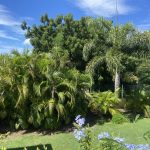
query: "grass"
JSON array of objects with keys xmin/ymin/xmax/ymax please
[{"xmin": 0, "ymin": 118, "xmax": 150, "ymax": 150}]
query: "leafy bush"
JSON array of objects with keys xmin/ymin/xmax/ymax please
[
  {"xmin": 0, "ymin": 52, "xmax": 92, "ymax": 130},
  {"xmin": 88, "ymin": 91, "xmax": 120, "ymax": 116},
  {"xmin": 125, "ymin": 61, "xmax": 150, "ymax": 115},
  {"xmin": 126, "ymin": 85, "xmax": 150, "ymax": 114}
]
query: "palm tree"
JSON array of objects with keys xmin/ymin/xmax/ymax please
[
  {"xmin": 0, "ymin": 49, "xmax": 93, "ymax": 129},
  {"xmin": 83, "ymin": 23, "xmax": 135, "ymax": 94}
]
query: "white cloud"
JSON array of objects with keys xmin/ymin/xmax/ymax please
[
  {"xmin": 11, "ymin": 25, "xmax": 26, "ymax": 35},
  {"xmin": 0, "ymin": 4, "xmax": 20, "ymax": 26},
  {"xmin": 73, "ymin": 0, "xmax": 133, "ymax": 17},
  {"xmin": 0, "ymin": 4, "xmax": 33, "ymax": 53},
  {"xmin": 0, "ymin": 4, "xmax": 28, "ymax": 35},
  {"xmin": 23, "ymin": 39, "xmax": 31, "ymax": 45},
  {"xmin": 0, "ymin": 30, "xmax": 19, "ymax": 41}
]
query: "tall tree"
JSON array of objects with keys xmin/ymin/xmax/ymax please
[
  {"xmin": 22, "ymin": 14, "xmax": 94, "ymax": 70},
  {"xmin": 83, "ymin": 22, "xmax": 137, "ymax": 93}
]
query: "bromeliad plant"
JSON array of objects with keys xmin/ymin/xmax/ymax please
[{"xmin": 73, "ymin": 115, "xmax": 150, "ymax": 150}]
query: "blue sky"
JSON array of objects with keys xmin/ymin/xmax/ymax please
[{"xmin": 0, "ymin": 0, "xmax": 150, "ymax": 53}]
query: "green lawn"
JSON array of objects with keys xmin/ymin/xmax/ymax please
[{"xmin": 0, "ymin": 118, "xmax": 150, "ymax": 150}]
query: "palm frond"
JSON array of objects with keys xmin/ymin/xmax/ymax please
[
  {"xmin": 86, "ymin": 56, "xmax": 104, "ymax": 75},
  {"xmin": 56, "ymin": 103, "xmax": 66, "ymax": 121},
  {"xmin": 15, "ymin": 85, "xmax": 24, "ymax": 108},
  {"xmin": 83, "ymin": 40, "xmax": 95, "ymax": 61},
  {"xmin": 22, "ymin": 84, "xmax": 29, "ymax": 99},
  {"xmin": 65, "ymin": 91, "xmax": 75, "ymax": 108},
  {"xmin": 47, "ymin": 99, "xmax": 55, "ymax": 116},
  {"xmin": 33, "ymin": 83, "xmax": 42, "ymax": 97},
  {"xmin": 57, "ymin": 80, "xmax": 76, "ymax": 93},
  {"xmin": 57, "ymin": 92, "xmax": 65, "ymax": 104}
]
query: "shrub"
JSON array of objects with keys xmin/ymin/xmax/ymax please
[
  {"xmin": 0, "ymin": 52, "xmax": 92, "ymax": 130},
  {"xmin": 89, "ymin": 91, "xmax": 120, "ymax": 116},
  {"xmin": 126, "ymin": 85, "xmax": 150, "ymax": 114}
]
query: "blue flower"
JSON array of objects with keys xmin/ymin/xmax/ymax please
[
  {"xmin": 125, "ymin": 144, "xmax": 137, "ymax": 150},
  {"xmin": 73, "ymin": 129, "xmax": 85, "ymax": 141},
  {"xmin": 124, "ymin": 143, "xmax": 150, "ymax": 150},
  {"xmin": 76, "ymin": 118, "xmax": 85, "ymax": 127},
  {"xmin": 114, "ymin": 137, "xmax": 124, "ymax": 143},
  {"xmin": 75, "ymin": 115, "xmax": 85, "ymax": 127},
  {"xmin": 98, "ymin": 132, "xmax": 110, "ymax": 140},
  {"xmin": 136, "ymin": 144, "xmax": 150, "ymax": 150}
]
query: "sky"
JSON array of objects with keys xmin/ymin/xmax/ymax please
[{"xmin": 0, "ymin": 0, "xmax": 150, "ymax": 53}]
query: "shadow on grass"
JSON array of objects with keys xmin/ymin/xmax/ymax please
[{"xmin": 7, "ymin": 144, "xmax": 53, "ymax": 150}]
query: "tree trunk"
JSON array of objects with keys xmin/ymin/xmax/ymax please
[
  {"xmin": 114, "ymin": 69, "xmax": 120, "ymax": 92},
  {"xmin": 52, "ymin": 87, "xmax": 55, "ymax": 99}
]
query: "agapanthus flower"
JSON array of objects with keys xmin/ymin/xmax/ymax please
[
  {"xmin": 73, "ymin": 129, "xmax": 85, "ymax": 141},
  {"xmin": 73, "ymin": 117, "xmax": 150, "ymax": 150},
  {"xmin": 124, "ymin": 143, "xmax": 150, "ymax": 150},
  {"xmin": 75, "ymin": 115, "xmax": 85, "ymax": 127},
  {"xmin": 98, "ymin": 132, "xmax": 110, "ymax": 140},
  {"xmin": 136, "ymin": 144, "xmax": 150, "ymax": 150},
  {"xmin": 124, "ymin": 144, "xmax": 137, "ymax": 150}
]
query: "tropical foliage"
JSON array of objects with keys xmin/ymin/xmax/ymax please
[
  {"xmin": 0, "ymin": 14, "xmax": 150, "ymax": 130},
  {"xmin": 0, "ymin": 51, "xmax": 92, "ymax": 129},
  {"xmin": 88, "ymin": 91, "xmax": 120, "ymax": 116}
]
